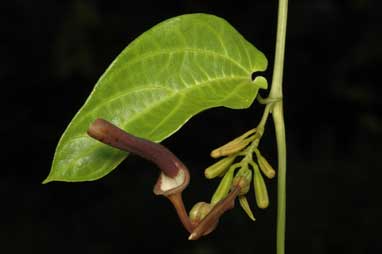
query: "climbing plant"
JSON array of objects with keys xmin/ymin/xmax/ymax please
[{"xmin": 45, "ymin": 1, "xmax": 288, "ymax": 253}]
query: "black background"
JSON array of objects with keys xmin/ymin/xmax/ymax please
[{"xmin": 2, "ymin": 0, "xmax": 381, "ymax": 253}]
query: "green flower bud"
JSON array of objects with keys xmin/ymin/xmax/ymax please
[
  {"xmin": 204, "ymin": 155, "xmax": 236, "ymax": 179},
  {"xmin": 255, "ymin": 149, "xmax": 276, "ymax": 179},
  {"xmin": 210, "ymin": 164, "xmax": 239, "ymax": 205},
  {"xmin": 210, "ymin": 139, "xmax": 250, "ymax": 158},
  {"xmin": 210, "ymin": 128, "xmax": 256, "ymax": 158},
  {"xmin": 189, "ymin": 201, "xmax": 213, "ymax": 225},
  {"xmin": 232, "ymin": 166, "xmax": 252, "ymax": 195},
  {"xmin": 252, "ymin": 163, "xmax": 269, "ymax": 209},
  {"xmin": 239, "ymin": 196, "xmax": 256, "ymax": 221}
]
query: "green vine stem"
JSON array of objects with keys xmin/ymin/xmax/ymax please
[{"xmin": 269, "ymin": 0, "xmax": 288, "ymax": 254}]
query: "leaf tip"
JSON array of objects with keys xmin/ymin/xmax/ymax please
[{"xmin": 42, "ymin": 177, "xmax": 52, "ymax": 184}]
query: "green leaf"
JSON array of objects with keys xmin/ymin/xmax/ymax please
[{"xmin": 44, "ymin": 13, "xmax": 268, "ymax": 183}]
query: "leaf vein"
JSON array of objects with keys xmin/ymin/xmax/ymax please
[{"xmin": 104, "ymin": 48, "xmax": 249, "ymax": 84}]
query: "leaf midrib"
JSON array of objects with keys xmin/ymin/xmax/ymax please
[
  {"xmin": 70, "ymin": 76, "xmax": 250, "ymax": 137},
  {"xmin": 57, "ymin": 77, "xmax": 250, "ymax": 173},
  {"xmin": 101, "ymin": 47, "xmax": 251, "ymax": 85}
]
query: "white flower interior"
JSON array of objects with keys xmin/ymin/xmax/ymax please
[{"xmin": 159, "ymin": 169, "xmax": 185, "ymax": 192}]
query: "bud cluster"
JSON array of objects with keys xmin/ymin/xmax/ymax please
[{"xmin": 203, "ymin": 127, "xmax": 276, "ymax": 221}]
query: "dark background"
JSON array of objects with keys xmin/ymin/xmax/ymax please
[{"xmin": 2, "ymin": 0, "xmax": 381, "ymax": 253}]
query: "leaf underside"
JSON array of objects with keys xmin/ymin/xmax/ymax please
[{"xmin": 44, "ymin": 13, "xmax": 268, "ymax": 183}]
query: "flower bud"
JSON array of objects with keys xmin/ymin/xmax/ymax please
[
  {"xmin": 210, "ymin": 128, "xmax": 256, "ymax": 158},
  {"xmin": 255, "ymin": 150, "xmax": 276, "ymax": 179},
  {"xmin": 189, "ymin": 202, "xmax": 213, "ymax": 226},
  {"xmin": 239, "ymin": 196, "xmax": 256, "ymax": 221},
  {"xmin": 232, "ymin": 167, "xmax": 252, "ymax": 195},
  {"xmin": 204, "ymin": 155, "xmax": 236, "ymax": 179},
  {"xmin": 253, "ymin": 164, "xmax": 269, "ymax": 209},
  {"xmin": 210, "ymin": 164, "xmax": 238, "ymax": 205},
  {"xmin": 210, "ymin": 139, "xmax": 250, "ymax": 158}
]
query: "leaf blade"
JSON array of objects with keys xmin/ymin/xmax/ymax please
[{"xmin": 45, "ymin": 13, "xmax": 267, "ymax": 183}]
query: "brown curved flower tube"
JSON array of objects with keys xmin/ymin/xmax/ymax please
[
  {"xmin": 87, "ymin": 118, "xmax": 193, "ymax": 232},
  {"xmin": 87, "ymin": 118, "xmax": 242, "ymax": 239},
  {"xmin": 88, "ymin": 118, "xmax": 183, "ymax": 178}
]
